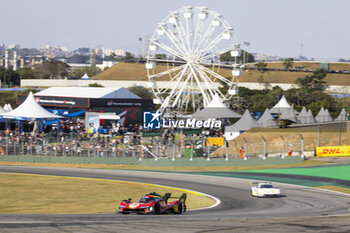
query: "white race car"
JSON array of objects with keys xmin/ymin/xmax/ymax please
[{"xmin": 251, "ymin": 182, "xmax": 281, "ymax": 197}]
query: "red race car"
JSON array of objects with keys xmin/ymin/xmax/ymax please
[{"xmin": 118, "ymin": 192, "xmax": 187, "ymax": 214}]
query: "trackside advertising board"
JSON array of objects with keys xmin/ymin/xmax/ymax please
[{"xmin": 316, "ymin": 146, "xmax": 350, "ymax": 157}]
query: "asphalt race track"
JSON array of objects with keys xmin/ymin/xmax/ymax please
[{"xmin": 1, "ymin": 166, "xmax": 350, "ymax": 233}]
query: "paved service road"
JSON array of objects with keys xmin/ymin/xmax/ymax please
[{"xmin": 0, "ymin": 166, "xmax": 350, "ymax": 233}]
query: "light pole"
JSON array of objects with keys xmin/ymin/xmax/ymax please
[{"xmin": 243, "ymin": 41, "xmax": 250, "ymax": 64}]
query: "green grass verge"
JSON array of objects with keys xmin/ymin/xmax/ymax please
[{"xmin": 241, "ymin": 164, "xmax": 350, "ymax": 180}]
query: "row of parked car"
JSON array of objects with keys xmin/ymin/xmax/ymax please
[{"xmin": 244, "ymin": 66, "xmax": 350, "ymax": 74}]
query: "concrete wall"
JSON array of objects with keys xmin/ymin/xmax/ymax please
[{"xmin": 21, "ymin": 79, "xmax": 350, "ymax": 93}]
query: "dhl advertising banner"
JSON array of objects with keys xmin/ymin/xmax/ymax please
[
  {"xmin": 316, "ymin": 146, "xmax": 350, "ymax": 157},
  {"xmin": 206, "ymin": 137, "xmax": 225, "ymax": 146}
]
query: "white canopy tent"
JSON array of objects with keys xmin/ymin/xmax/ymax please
[
  {"xmin": 315, "ymin": 107, "xmax": 333, "ymax": 122},
  {"xmin": 192, "ymin": 94, "xmax": 241, "ymax": 119},
  {"xmin": 270, "ymin": 95, "xmax": 298, "ymax": 114},
  {"xmin": 81, "ymin": 73, "xmax": 90, "ymax": 80},
  {"xmin": 335, "ymin": 108, "xmax": 347, "ymax": 121},
  {"xmin": 306, "ymin": 109, "xmax": 316, "ymax": 123},
  {"xmin": 3, "ymin": 104, "xmax": 13, "ymax": 112},
  {"xmin": 1, "ymin": 92, "xmax": 62, "ymax": 120},
  {"xmin": 0, "ymin": 105, "xmax": 7, "ymax": 114},
  {"xmin": 257, "ymin": 108, "xmax": 277, "ymax": 127},
  {"xmin": 297, "ymin": 107, "xmax": 308, "ymax": 124},
  {"xmin": 225, "ymin": 110, "xmax": 261, "ymax": 141},
  {"xmin": 280, "ymin": 108, "xmax": 297, "ymax": 123}
]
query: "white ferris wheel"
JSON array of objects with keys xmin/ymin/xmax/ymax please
[{"xmin": 146, "ymin": 6, "xmax": 242, "ymax": 114}]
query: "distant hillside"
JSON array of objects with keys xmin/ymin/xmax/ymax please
[
  {"xmin": 263, "ymin": 61, "xmax": 350, "ymax": 70},
  {"xmin": 93, "ymin": 62, "xmax": 350, "ymax": 86}
]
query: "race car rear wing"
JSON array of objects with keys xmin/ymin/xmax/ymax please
[
  {"xmin": 167, "ymin": 193, "xmax": 187, "ymax": 203},
  {"xmin": 163, "ymin": 193, "xmax": 171, "ymax": 203}
]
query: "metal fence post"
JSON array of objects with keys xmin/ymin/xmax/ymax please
[
  {"xmin": 172, "ymin": 142, "xmax": 175, "ymax": 161},
  {"xmin": 243, "ymin": 137, "xmax": 248, "ymax": 160},
  {"xmin": 206, "ymin": 138, "xmax": 210, "ymax": 161},
  {"xmin": 234, "ymin": 141, "xmax": 238, "ymax": 159},
  {"xmin": 5, "ymin": 139, "xmax": 8, "ymax": 155},
  {"xmin": 190, "ymin": 140, "xmax": 193, "ymax": 161},
  {"xmin": 280, "ymin": 135, "xmax": 285, "ymax": 159},
  {"xmin": 262, "ymin": 136, "xmax": 267, "ymax": 159},
  {"xmin": 299, "ymin": 134, "xmax": 304, "ymax": 158}
]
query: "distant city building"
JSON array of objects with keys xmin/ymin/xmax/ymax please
[
  {"xmin": 115, "ymin": 49, "xmax": 126, "ymax": 56},
  {"xmin": 8, "ymin": 44, "xmax": 20, "ymax": 49},
  {"xmin": 104, "ymin": 48, "xmax": 114, "ymax": 57},
  {"xmin": 94, "ymin": 48, "xmax": 103, "ymax": 56}
]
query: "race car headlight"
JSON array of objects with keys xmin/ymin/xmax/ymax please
[{"xmin": 148, "ymin": 206, "xmax": 153, "ymax": 211}]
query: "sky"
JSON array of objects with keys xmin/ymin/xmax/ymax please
[{"xmin": 0, "ymin": 0, "xmax": 349, "ymax": 61}]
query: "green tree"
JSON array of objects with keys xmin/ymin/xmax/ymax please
[
  {"xmin": 67, "ymin": 54, "xmax": 90, "ymax": 63},
  {"xmin": 71, "ymin": 66, "xmax": 102, "ymax": 78},
  {"xmin": 88, "ymin": 83, "xmax": 104, "ymax": 87},
  {"xmin": 155, "ymin": 54, "xmax": 167, "ymax": 60},
  {"xmin": 0, "ymin": 67, "xmax": 21, "ymax": 87},
  {"xmin": 255, "ymin": 60, "xmax": 267, "ymax": 71},
  {"xmin": 16, "ymin": 67, "xmax": 35, "ymax": 79},
  {"xmin": 33, "ymin": 60, "xmax": 69, "ymax": 79},
  {"xmin": 220, "ymin": 50, "xmax": 255, "ymax": 63},
  {"xmin": 282, "ymin": 58, "xmax": 294, "ymax": 70},
  {"xmin": 295, "ymin": 68, "xmax": 327, "ymax": 90},
  {"xmin": 128, "ymin": 86, "xmax": 154, "ymax": 99},
  {"xmin": 120, "ymin": 52, "xmax": 134, "ymax": 62}
]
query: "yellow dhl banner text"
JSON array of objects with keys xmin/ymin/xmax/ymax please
[
  {"xmin": 316, "ymin": 146, "xmax": 350, "ymax": 157},
  {"xmin": 206, "ymin": 137, "xmax": 225, "ymax": 146}
]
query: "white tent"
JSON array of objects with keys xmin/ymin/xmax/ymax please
[
  {"xmin": 306, "ymin": 109, "xmax": 315, "ymax": 123},
  {"xmin": 270, "ymin": 96, "xmax": 291, "ymax": 113},
  {"xmin": 315, "ymin": 107, "xmax": 333, "ymax": 122},
  {"xmin": 280, "ymin": 108, "xmax": 297, "ymax": 123},
  {"xmin": 81, "ymin": 73, "xmax": 90, "ymax": 80},
  {"xmin": 257, "ymin": 108, "xmax": 277, "ymax": 127},
  {"xmin": 0, "ymin": 105, "xmax": 7, "ymax": 114},
  {"xmin": 270, "ymin": 95, "xmax": 298, "ymax": 114},
  {"xmin": 335, "ymin": 108, "xmax": 347, "ymax": 121},
  {"xmin": 225, "ymin": 110, "xmax": 261, "ymax": 140},
  {"xmin": 35, "ymin": 87, "xmax": 141, "ymax": 99},
  {"xmin": 1, "ymin": 92, "xmax": 62, "ymax": 119},
  {"xmin": 192, "ymin": 94, "xmax": 241, "ymax": 119},
  {"xmin": 297, "ymin": 106, "xmax": 308, "ymax": 124}
]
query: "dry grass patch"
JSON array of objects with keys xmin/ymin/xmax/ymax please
[
  {"xmin": 0, "ymin": 173, "xmax": 215, "ymax": 214},
  {"xmin": 316, "ymin": 185, "xmax": 350, "ymax": 195},
  {"xmin": 93, "ymin": 62, "xmax": 350, "ymax": 85}
]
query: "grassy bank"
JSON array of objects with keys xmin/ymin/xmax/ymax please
[{"xmin": 93, "ymin": 63, "xmax": 350, "ymax": 85}]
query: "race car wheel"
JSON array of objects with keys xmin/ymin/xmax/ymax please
[
  {"xmin": 154, "ymin": 202, "xmax": 161, "ymax": 214},
  {"xmin": 175, "ymin": 204, "xmax": 183, "ymax": 214}
]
